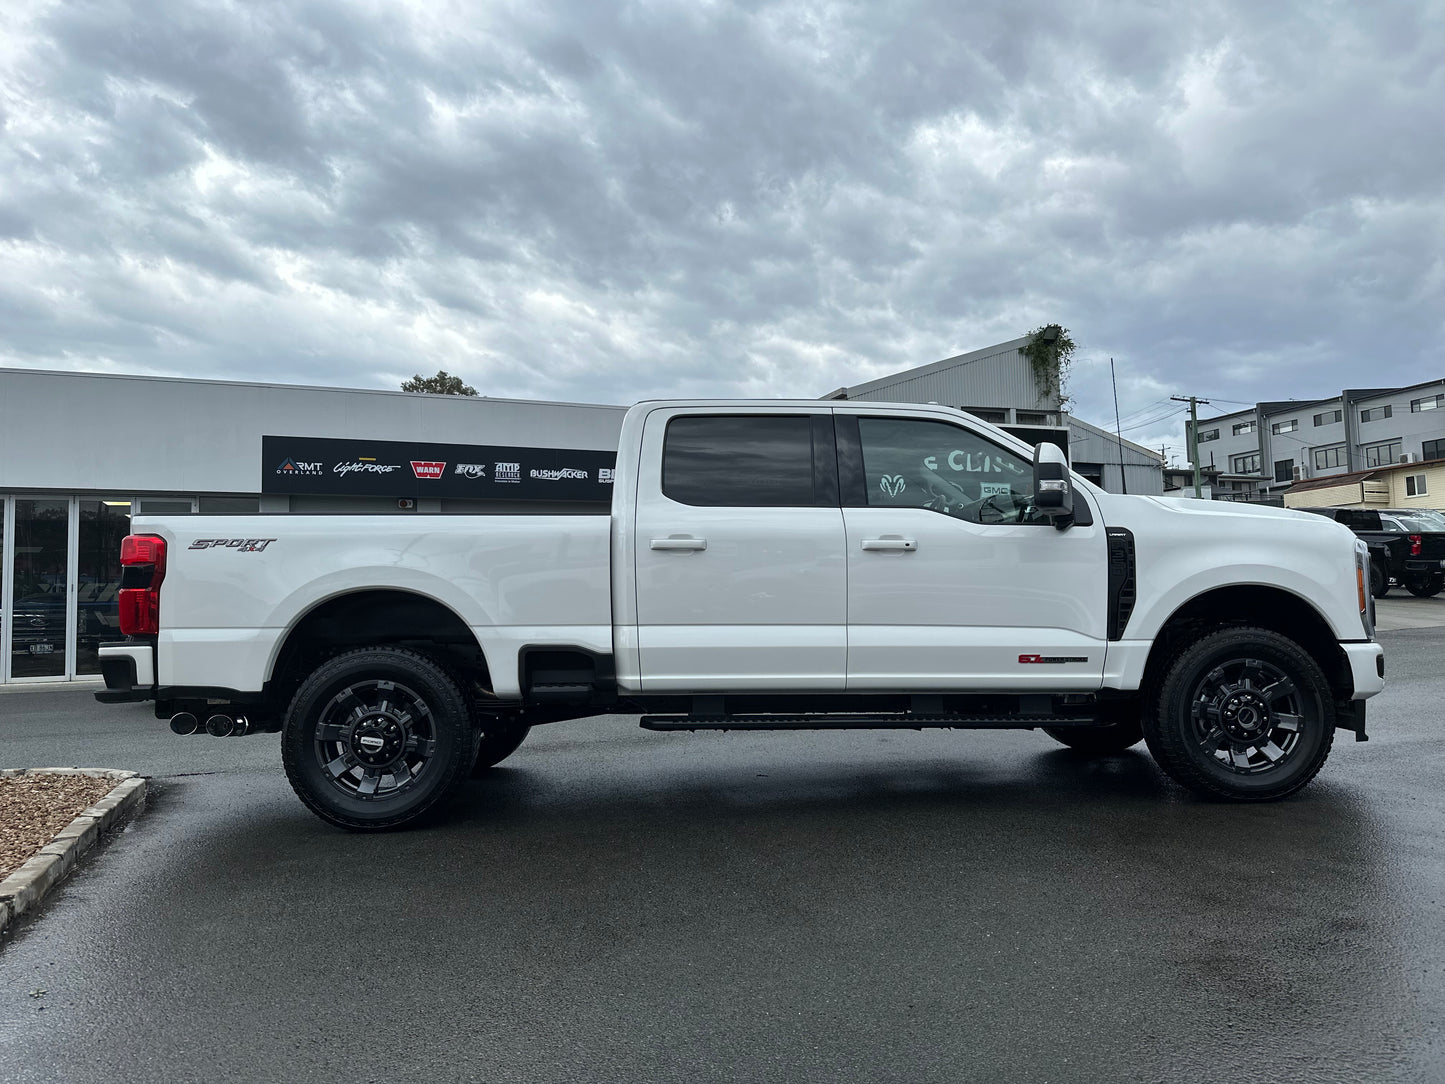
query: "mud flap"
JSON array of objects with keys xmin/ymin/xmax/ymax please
[{"xmin": 1335, "ymin": 698, "xmax": 1369, "ymax": 742}]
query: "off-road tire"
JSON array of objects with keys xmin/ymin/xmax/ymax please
[
  {"xmin": 1043, "ymin": 716, "xmax": 1144, "ymax": 754},
  {"xmin": 1369, "ymin": 560, "xmax": 1388, "ymax": 599},
  {"xmin": 1406, "ymin": 573, "xmax": 1444, "ymax": 598},
  {"xmin": 282, "ymin": 647, "xmax": 475, "ymax": 831},
  {"xmin": 1142, "ymin": 627, "xmax": 1335, "ymax": 801},
  {"xmin": 470, "ymin": 719, "xmax": 532, "ymax": 775}
]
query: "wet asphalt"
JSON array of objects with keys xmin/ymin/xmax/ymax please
[{"xmin": 1, "ymin": 622, "xmax": 1443, "ymax": 1083}]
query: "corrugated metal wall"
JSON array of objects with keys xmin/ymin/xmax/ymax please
[{"xmin": 846, "ymin": 342, "xmax": 1053, "ymax": 410}]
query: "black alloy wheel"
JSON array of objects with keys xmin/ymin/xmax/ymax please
[
  {"xmin": 282, "ymin": 647, "xmax": 474, "ymax": 830},
  {"xmin": 1143, "ymin": 627, "xmax": 1335, "ymax": 801}
]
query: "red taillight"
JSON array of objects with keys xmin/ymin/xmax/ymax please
[
  {"xmin": 1411, "ymin": 534, "xmax": 1423, "ymax": 557},
  {"xmin": 118, "ymin": 534, "xmax": 166, "ymax": 636}
]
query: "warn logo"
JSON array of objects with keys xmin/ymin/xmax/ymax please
[
  {"xmin": 410, "ymin": 461, "xmax": 446, "ymax": 480},
  {"xmin": 1019, "ymin": 654, "xmax": 1090, "ymax": 665}
]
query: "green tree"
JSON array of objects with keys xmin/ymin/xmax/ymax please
[{"xmin": 401, "ymin": 370, "xmax": 478, "ymax": 396}]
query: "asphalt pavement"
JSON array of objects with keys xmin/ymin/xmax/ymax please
[{"xmin": 1, "ymin": 608, "xmax": 1443, "ymax": 1083}]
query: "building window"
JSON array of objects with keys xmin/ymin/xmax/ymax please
[
  {"xmin": 1407, "ymin": 474, "xmax": 1428, "ymax": 497},
  {"xmin": 1198, "ymin": 428, "xmax": 1220, "ymax": 442},
  {"xmin": 1232, "ymin": 453, "xmax": 1261, "ymax": 474},
  {"xmin": 1274, "ymin": 459, "xmax": 1294, "ymax": 483},
  {"xmin": 1014, "ymin": 411, "xmax": 1052, "ymax": 426},
  {"xmin": 1312, "ymin": 409, "xmax": 1342, "ymax": 426},
  {"xmin": 1313, "ymin": 445, "xmax": 1347, "ymax": 470},
  {"xmin": 966, "ymin": 407, "xmax": 1008, "ymax": 424},
  {"xmin": 1411, "ymin": 394, "xmax": 1445, "ymax": 412},
  {"xmin": 1271, "ymin": 419, "xmax": 1298, "ymax": 434},
  {"xmin": 1424, "ymin": 439, "xmax": 1445, "ymax": 462},
  {"xmin": 1361, "ymin": 441, "xmax": 1402, "ymax": 468},
  {"xmin": 1361, "ymin": 405, "xmax": 1393, "ymax": 422},
  {"xmin": 1233, "ymin": 420, "xmax": 1257, "ymax": 436}
]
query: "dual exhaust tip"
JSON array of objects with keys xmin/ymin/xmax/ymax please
[{"xmin": 168, "ymin": 712, "xmax": 261, "ymax": 737}]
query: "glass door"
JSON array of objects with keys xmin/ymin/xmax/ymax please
[
  {"xmin": 77, "ymin": 500, "xmax": 132, "ymax": 675},
  {"xmin": 9, "ymin": 499, "xmax": 70, "ymax": 679}
]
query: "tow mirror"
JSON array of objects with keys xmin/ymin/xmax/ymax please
[{"xmin": 1032, "ymin": 442, "xmax": 1074, "ymax": 527}]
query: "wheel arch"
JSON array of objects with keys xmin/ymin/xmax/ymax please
[
  {"xmin": 265, "ymin": 588, "xmax": 492, "ymax": 709},
  {"xmin": 1139, "ymin": 584, "xmax": 1352, "ymax": 701}
]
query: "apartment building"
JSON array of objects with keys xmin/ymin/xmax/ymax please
[{"xmin": 1186, "ymin": 379, "xmax": 1445, "ymax": 501}]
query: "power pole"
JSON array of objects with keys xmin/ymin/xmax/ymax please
[{"xmin": 1171, "ymin": 395, "xmax": 1211, "ymax": 498}]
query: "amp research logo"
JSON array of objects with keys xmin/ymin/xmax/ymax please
[
  {"xmin": 454, "ymin": 464, "xmax": 487, "ymax": 479},
  {"xmin": 494, "ymin": 462, "xmax": 521, "ymax": 483},
  {"xmin": 275, "ymin": 458, "xmax": 323, "ymax": 476},
  {"xmin": 190, "ymin": 538, "xmax": 276, "ymax": 552},
  {"xmin": 410, "ymin": 461, "xmax": 446, "ymax": 480},
  {"xmin": 879, "ymin": 474, "xmax": 906, "ymax": 498}
]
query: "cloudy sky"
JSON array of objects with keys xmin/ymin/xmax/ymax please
[{"xmin": 2, "ymin": 0, "xmax": 1442, "ymax": 461}]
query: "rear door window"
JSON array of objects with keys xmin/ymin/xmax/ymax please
[{"xmin": 662, "ymin": 415, "xmax": 816, "ymax": 507}]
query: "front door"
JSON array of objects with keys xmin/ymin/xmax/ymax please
[
  {"xmin": 838, "ymin": 412, "xmax": 1108, "ymax": 691},
  {"xmin": 632, "ymin": 409, "xmax": 846, "ymax": 692}
]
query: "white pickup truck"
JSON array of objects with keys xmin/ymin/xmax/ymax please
[{"xmin": 97, "ymin": 400, "xmax": 1385, "ymax": 829}]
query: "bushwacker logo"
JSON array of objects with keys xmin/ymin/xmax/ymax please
[
  {"xmin": 410, "ymin": 461, "xmax": 446, "ymax": 480},
  {"xmin": 1018, "ymin": 654, "xmax": 1089, "ymax": 664},
  {"xmin": 190, "ymin": 538, "xmax": 276, "ymax": 552}
]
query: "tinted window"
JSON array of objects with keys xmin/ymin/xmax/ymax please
[
  {"xmin": 663, "ymin": 415, "xmax": 815, "ymax": 506},
  {"xmin": 857, "ymin": 417, "xmax": 1046, "ymax": 524}
]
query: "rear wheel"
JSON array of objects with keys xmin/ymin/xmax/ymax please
[
  {"xmin": 1044, "ymin": 707, "xmax": 1143, "ymax": 754},
  {"xmin": 1406, "ymin": 573, "xmax": 1443, "ymax": 598},
  {"xmin": 1142, "ymin": 627, "xmax": 1334, "ymax": 801},
  {"xmin": 282, "ymin": 647, "xmax": 475, "ymax": 830}
]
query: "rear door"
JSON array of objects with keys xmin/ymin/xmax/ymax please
[
  {"xmin": 837, "ymin": 410, "xmax": 1108, "ymax": 691},
  {"xmin": 632, "ymin": 408, "xmax": 846, "ymax": 692}
]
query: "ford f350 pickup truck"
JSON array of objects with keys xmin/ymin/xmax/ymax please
[{"xmin": 96, "ymin": 400, "xmax": 1385, "ymax": 829}]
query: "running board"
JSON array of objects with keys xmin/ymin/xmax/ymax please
[{"xmin": 639, "ymin": 713, "xmax": 1096, "ymax": 732}]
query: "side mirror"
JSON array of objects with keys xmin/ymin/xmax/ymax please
[{"xmin": 1032, "ymin": 442, "xmax": 1075, "ymax": 527}]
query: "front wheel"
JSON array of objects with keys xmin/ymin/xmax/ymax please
[
  {"xmin": 1406, "ymin": 573, "xmax": 1444, "ymax": 598},
  {"xmin": 282, "ymin": 647, "xmax": 475, "ymax": 830},
  {"xmin": 1143, "ymin": 627, "xmax": 1335, "ymax": 801}
]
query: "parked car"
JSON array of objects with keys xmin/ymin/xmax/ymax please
[{"xmin": 1301, "ymin": 507, "xmax": 1445, "ymax": 597}]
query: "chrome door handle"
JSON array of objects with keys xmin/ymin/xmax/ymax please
[
  {"xmin": 650, "ymin": 537, "xmax": 707, "ymax": 551},
  {"xmin": 861, "ymin": 538, "xmax": 917, "ymax": 551}
]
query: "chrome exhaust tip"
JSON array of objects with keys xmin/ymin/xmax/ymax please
[
  {"xmin": 169, "ymin": 712, "xmax": 201, "ymax": 735},
  {"xmin": 205, "ymin": 714, "xmax": 237, "ymax": 737}
]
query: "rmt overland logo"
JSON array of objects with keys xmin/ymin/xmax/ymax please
[
  {"xmin": 494, "ymin": 462, "xmax": 521, "ymax": 483},
  {"xmin": 410, "ymin": 461, "xmax": 446, "ymax": 480},
  {"xmin": 275, "ymin": 458, "xmax": 323, "ymax": 476}
]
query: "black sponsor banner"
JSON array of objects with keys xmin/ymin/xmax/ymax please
[{"xmin": 262, "ymin": 435, "xmax": 616, "ymax": 500}]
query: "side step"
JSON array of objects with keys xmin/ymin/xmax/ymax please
[{"xmin": 639, "ymin": 713, "xmax": 1095, "ymax": 732}]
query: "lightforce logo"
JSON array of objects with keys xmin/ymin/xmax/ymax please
[
  {"xmin": 190, "ymin": 538, "xmax": 276, "ymax": 552},
  {"xmin": 454, "ymin": 464, "xmax": 487, "ymax": 479},
  {"xmin": 410, "ymin": 461, "xmax": 446, "ymax": 480},
  {"xmin": 529, "ymin": 467, "xmax": 589, "ymax": 481},
  {"xmin": 494, "ymin": 462, "xmax": 521, "ymax": 483},
  {"xmin": 275, "ymin": 458, "xmax": 324, "ymax": 476},
  {"xmin": 334, "ymin": 458, "xmax": 401, "ymax": 476}
]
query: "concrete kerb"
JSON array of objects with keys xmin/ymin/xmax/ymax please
[{"xmin": 0, "ymin": 769, "xmax": 148, "ymax": 937}]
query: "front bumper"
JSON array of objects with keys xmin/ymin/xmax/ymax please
[
  {"xmin": 95, "ymin": 642, "xmax": 155, "ymax": 704},
  {"xmin": 1342, "ymin": 642, "xmax": 1385, "ymax": 699}
]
